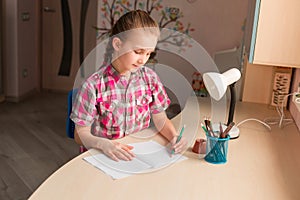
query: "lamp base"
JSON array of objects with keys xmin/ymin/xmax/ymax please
[
  {"xmin": 212, "ymin": 123, "xmax": 240, "ymax": 139},
  {"xmin": 228, "ymin": 125, "xmax": 239, "ymax": 139}
]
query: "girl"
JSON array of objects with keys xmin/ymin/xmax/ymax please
[{"xmin": 70, "ymin": 10, "xmax": 187, "ymax": 161}]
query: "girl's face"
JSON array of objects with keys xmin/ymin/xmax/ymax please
[{"xmin": 112, "ymin": 30, "xmax": 158, "ymax": 75}]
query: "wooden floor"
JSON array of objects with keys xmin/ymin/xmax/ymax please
[{"xmin": 0, "ymin": 92, "xmax": 78, "ymax": 200}]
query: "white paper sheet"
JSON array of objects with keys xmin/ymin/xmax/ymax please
[{"xmin": 83, "ymin": 140, "xmax": 187, "ymax": 179}]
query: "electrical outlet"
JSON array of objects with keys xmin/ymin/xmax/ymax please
[
  {"xmin": 22, "ymin": 68, "xmax": 28, "ymax": 78},
  {"xmin": 21, "ymin": 12, "xmax": 30, "ymax": 21}
]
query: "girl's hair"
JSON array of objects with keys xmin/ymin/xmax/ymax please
[{"xmin": 102, "ymin": 10, "xmax": 159, "ymax": 66}]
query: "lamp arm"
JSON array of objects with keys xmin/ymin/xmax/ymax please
[{"xmin": 227, "ymin": 82, "xmax": 237, "ymax": 126}]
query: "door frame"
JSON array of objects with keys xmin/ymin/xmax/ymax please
[
  {"xmin": 0, "ymin": 0, "xmax": 4, "ymax": 102},
  {"xmin": 40, "ymin": 0, "xmax": 97, "ymax": 92}
]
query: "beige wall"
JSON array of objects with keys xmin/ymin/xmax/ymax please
[
  {"xmin": 18, "ymin": 0, "xmax": 40, "ymax": 96},
  {"xmin": 0, "ymin": 0, "xmax": 3, "ymax": 99},
  {"xmin": 97, "ymin": 0, "xmax": 248, "ymax": 56},
  {"xmin": 3, "ymin": 0, "xmax": 97, "ymax": 100},
  {"xmin": 179, "ymin": 0, "xmax": 248, "ymax": 56},
  {"xmin": 3, "ymin": 0, "xmax": 19, "ymax": 98},
  {"xmin": 2, "ymin": 0, "xmax": 40, "ymax": 101},
  {"xmin": 3, "ymin": 0, "xmax": 248, "ymax": 101},
  {"xmin": 158, "ymin": 0, "xmax": 248, "ymax": 83},
  {"xmin": 96, "ymin": 0, "xmax": 248, "ymax": 83}
]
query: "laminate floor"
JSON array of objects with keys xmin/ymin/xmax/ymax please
[{"xmin": 0, "ymin": 92, "xmax": 78, "ymax": 200}]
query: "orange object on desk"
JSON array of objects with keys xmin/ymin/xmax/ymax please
[{"xmin": 192, "ymin": 138, "xmax": 206, "ymax": 154}]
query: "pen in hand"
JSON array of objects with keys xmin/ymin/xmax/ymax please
[
  {"xmin": 201, "ymin": 123, "xmax": 209, "ymax": 135},
  {"xmin": 171, "ymin": 124, "xmax": 186, "ymax": 155}
]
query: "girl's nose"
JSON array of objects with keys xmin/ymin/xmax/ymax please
[
  {"xmin": 137, "ymin": 56, "xmax": 146, "ymax": 64},
  {"xmin": 137, "ymin": 59, "xmax": 143, "ymax": 64}
]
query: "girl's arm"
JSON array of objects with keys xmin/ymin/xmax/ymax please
[
  {"xmin": 152, "ymin": 112, "xmax": 187, "ymax": 154},
  {"xmin": 75, "ymin": 125, "xmax": 135, "ymax": 161}
]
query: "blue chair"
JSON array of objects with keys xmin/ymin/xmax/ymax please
[
  {"xmin": 66, "ymin": 89, "xmax": 87, "ymax": 153},
  {"xmin": 66, "ymin": 89, "xmax": 76, "ymax": 139}
]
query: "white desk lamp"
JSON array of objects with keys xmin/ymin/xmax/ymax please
[{"xmin": 203, "ymin": 68, "xmax": 241, "ymax": 139}]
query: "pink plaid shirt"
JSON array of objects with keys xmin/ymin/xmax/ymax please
[{"xmin": 70, "ymin": 65, "xmax": 170, "ymax": 139}]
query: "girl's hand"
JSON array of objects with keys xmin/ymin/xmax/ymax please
[
  {"xmin": 171, "ymin": 136, "xmax": 188, "ymax": 154},
  {"xmin": 97, "ymin": 139, "xmax": 135, "ymax": 162}
]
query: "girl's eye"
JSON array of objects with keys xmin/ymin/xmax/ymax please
[
  {"xmin": 134, "ymin": 50, "xmax": 143, "ymax": 54},
  {"xmin": 134, "ymin": 50, "xmax": 153, "ymax": 56}
]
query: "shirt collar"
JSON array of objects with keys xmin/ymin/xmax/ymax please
[
  {"xmin": 104, "ymin": 64, "xmax": 121, "ymax": 82},
  {"xmin": 104, "ymin": 64, "xmax": 143, "ymax": 82}
]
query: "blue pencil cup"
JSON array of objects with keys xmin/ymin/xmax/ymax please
[{"xmin": 204, "ymin": 134, "xmax": 230, "ymax": 164}]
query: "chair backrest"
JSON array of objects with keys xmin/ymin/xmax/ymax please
[
  {"xmin": 66, "ymin": 89, "xmax": 88, "ymax": 153},
  {"xmin": 66, "ymin": 89, "xmax": 78, "ymax": 139}
]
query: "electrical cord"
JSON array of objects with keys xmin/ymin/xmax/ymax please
[
  {"xmin": 264, "ymin": 92, "xmax": 298, "ymax": 129},
  {"xmin": 236, "ymin": 92, "xmax": 299, "ymax": 131},
  {"xmin": 236, "ymin": 118, "xmax": 271, "ymax": 131}
]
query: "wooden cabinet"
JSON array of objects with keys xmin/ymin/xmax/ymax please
[
  {"xmin": 289, "ymin": 68, "xmax": 300, "ymax": 131},
  {"xmin": 241, "ymin": 56, "xmax": 274, "ymax": 104},
  {"xmin": 245, "ymin": 0, "xmax": 300, "ymax": 68}
]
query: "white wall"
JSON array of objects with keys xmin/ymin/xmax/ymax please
[
  {"xmin": 96, "ymin": 0, "xmax": 249, "ymax": 106},
  {"xmin": 2, "ymin": 0, "xmax": 40, "ymax": 101},
  {"xmin": 3, "ymin": 0, "xmax": 19, "ymax": 98},
  {"xmin": 97, "ymin": 0, "xmax": 249, "ymax": 82},
  {"xmin": 0, "ymin": 0, "xmax": 3, "ymax": 100}
]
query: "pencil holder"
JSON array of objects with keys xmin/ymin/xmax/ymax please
[{"xmin": 204, "ymin": 134, "xmax": 230, "ymax": 164}]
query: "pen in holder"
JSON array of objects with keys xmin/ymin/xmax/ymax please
[{"xmin": 204, "ymin": 133, "xmax": 230, "ymax": 164}]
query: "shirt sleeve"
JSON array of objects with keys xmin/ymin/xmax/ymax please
[
  {"xmin": 147, "ymin": 69, "xmax": 171, "ymax": 114},
  {"xmin": 70, "ymin": 80, "xmax": 98, "ymax": 126}
]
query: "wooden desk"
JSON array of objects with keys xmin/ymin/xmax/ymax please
[{"xmin": 29, "ymin": 97, "xmax": 300, "ymax": 200}]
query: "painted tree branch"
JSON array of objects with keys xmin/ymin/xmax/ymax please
[{"xmin": 97, "ymin": 0, "xmax": 194, "ymax": 52}]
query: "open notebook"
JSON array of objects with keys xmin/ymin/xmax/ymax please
[{"xmin": 83, "ymin": 140, "xmax": 188, "ymax": 179}]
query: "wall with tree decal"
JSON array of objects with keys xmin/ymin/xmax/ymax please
[{"xmin": 95, "ymin": 0, "xmax": 195, "ymax": 56}]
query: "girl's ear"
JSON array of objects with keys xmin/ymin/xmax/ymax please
[{"xmin": 112, "ymin": 37, "xmax": 122, "ymax": 51}]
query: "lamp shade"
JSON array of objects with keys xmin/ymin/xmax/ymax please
[{"xmin": 203, "ymin": 68, "xmax": 241, "ymax": 101}]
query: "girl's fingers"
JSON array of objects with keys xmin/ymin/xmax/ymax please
[
  {"xmin": 121, "ymin": 145, "xmax": 134, "ymax": 152},
  {"xmin": 120, "ymin": 148, "xmax": 135, "ymax": 160},
  {"xmin": 121, "ymin": 144, "xmax": 135, "ymax": 157},
  {"xmin": 113, "ymin": 144, "xmax": 135, "ymax": 161},
  {"xmin": 115, "ymin": 151, "xmax": 130, "ymax": 161},
  {"xmin": 107, "ymin": 152, "xmax": 119, "ymax": 162},
  {"xmin": 125, "ymin": 144, "xmax": 134, "ymax": 150},
  {"xmin": 171, "ymin": 137, "xmax": 178, "ymax": 145},
  {"xmin": 173, "ymin": 138, "xmax": 185, "ymax": 148},
  {"xmin": 109, "ymin": 150, "xmax": 130, "ymax": 161},
  {"xmin": 172, "ymin": 138, "xmax": 188, "ymax": 153}
]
